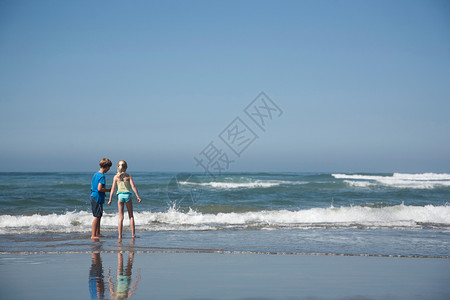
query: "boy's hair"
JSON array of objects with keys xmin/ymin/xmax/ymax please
[{"xmin": 99, "ymin": 158, "xmax": 112, "ymax": 169}]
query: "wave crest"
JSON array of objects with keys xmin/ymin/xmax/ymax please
[{"xmin": 181, "ymin": 179, "xmax": 305, "ymax": 189}]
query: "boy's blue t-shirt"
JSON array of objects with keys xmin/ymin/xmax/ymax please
[{"xmin": 90, "ymin": 172, "xmax": 106, "ymax": 204}]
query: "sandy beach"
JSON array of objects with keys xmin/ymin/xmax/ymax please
[{"xmin": 1, "ymin": 250, "xmax": 449, "ymax": 300}]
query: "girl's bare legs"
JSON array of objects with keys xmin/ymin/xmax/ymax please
[
  {"xmin": 126, "ymin": 200, "xmax": 136, "ymax": 238},
  {"xmin": 118, "ymin": 201, "xmax": 125, "ymax": 239}
]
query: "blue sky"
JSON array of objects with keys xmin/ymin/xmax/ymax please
[{"xmin": 1, "ymin": 0, "xmax": 449, "ymax": 172}]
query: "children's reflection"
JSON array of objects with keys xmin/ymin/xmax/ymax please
[
  {"xmin": 89, "ymin": 253, "xmax": 105, "ymax": 299},
  {"xmin": 108, "ymin": 252, "xmax": 141, "ymax": 299},
  {"xmin": 89, "ymin": 250, "xmax": 140, "ymax": 299}
]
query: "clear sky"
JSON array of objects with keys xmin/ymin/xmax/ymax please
[{"xmin": 1, "ymin": 0, "xmax": 449, "ymax": 173}]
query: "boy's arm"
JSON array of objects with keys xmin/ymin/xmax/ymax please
[
  {"xmin": 129, "ymin": 176, "xmax": 142, "ymax": 203},
  {"xmin": 97, "ymin": 182, "xmax": 111, "ymax": 193},
  {"xmin": 108, "ymin": 177, "xmax": 117, "ymax": 205}
]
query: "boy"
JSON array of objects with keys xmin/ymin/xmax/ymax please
[{"xmin": 90, "ymin": 158, "xmax": 112, "ymax": 239}]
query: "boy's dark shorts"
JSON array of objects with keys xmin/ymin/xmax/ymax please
[{"xmin": 91, "ymin": 197, "xmax": 103, "ymax": 217}]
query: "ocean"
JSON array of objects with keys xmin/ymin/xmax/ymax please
[{"xmin": 0, "ymin": 172, "xmax": 449, "ymax": 257}]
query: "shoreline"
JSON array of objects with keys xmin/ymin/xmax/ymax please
[{"xmin": 2, "ymin": 249, "xmax": 450, "ymax": 259}]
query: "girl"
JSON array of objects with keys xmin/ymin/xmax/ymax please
[{"xmin": 108, "ymin": 160, "xmax": 142, "ymax": 239}]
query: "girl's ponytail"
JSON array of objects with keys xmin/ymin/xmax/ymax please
[{"xmin": 116, "ymin": 160, "xmax": 128, "ymax": 178}]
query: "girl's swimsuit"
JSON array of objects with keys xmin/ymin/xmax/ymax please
[{"xmin": 117, "ymin": 179, "xmax": 132, "ymax": 203}]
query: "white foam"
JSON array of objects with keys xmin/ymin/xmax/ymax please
[
  {"xmin": 182, "ymin": 179, "xmax": 305, "ymax": 189},
  {"xmin": 343, "ymin": 180, "xmax": 375, "ymax": 188},
  {"xmin": 201, "ymin": 181, "xmax": 280, "ymax": 189},
  {"xmin": 1, "ymin": 204, "xmax": 449, "ymax": 234},
  {"xmin": 392, "ymin": 173, "xmax": 450, "ymax": 180},
  {"xmin": 333, "ymin": 173, "xmax": 450, "ymax": 189}
]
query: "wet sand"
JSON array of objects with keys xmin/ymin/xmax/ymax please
[{"xmin": 1, "ymin": 251, "xmax": 449, "ymax": 300}]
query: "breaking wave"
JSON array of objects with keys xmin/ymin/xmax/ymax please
[{"xmin": 1, "ymin": 204, "xmax": 449, "ymax": 234}]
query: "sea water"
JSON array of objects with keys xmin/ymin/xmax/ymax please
[{"xmin": 0, "ymin": 172, "xmax": 449, "ymax": 257}]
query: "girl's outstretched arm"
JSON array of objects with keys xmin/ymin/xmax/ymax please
[
  {"xmin": 129, "ymin": 176, "xmax": 142, "ymax": 203},
  {"xmin": 108, "ymin": 176, "xmax": 117, "ymax": 205}
]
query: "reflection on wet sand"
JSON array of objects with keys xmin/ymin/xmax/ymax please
[
  {"xmin": 108, "ymin": 252, "xmax": 141, "ymax": 299},
  {"xmin": 89, "ymin": 253, "xmax": 105, "ymax": 299},
  {"xmin": 89, "ymin": 240, "xmax": 140, "ymax": 299}
]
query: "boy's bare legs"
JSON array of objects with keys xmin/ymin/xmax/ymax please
[
  {"xmin": 96, "ymin": 216, "xmax": 102, "ymax": 237},
  {"xmin": 91, "ymin": 217, "xmax": 100, "ymax": 239},
  {"xmin": 126, "ymin": 200, "xmax": 136, "ymax": 238},
  {"xmin": 118, "ymin": 201, "xmax": 125, "ymax": 239}
]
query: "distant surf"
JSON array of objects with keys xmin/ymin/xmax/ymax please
[
  {"xmin": 181, "ymin": 178, "xmax": 305, "ymax": 189},
  {"xmin": 333, "ymin": 173, "xmax": 450, "ymax": 189}
]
